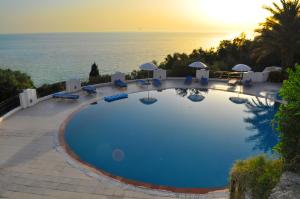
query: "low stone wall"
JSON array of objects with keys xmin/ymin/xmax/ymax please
[{"xmin": 269, "ymin": 172, "xmax": 300, "ymax": 199}]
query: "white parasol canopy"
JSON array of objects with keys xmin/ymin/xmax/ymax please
[
  {"xmin": 232, "ymin": 64, "xmax": 252, "ymax": 72},
  {"xmin": 189, "ymin": 62, "xmax": 208, "ymax": 69},
  {"xmin": 140, "ymin": 62, "xmax": 158, "ymax": 71}
]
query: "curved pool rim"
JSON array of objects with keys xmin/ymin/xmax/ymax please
[{"xmin": 58, "ymin": 87, "xmax": 279, "ymax": 194}]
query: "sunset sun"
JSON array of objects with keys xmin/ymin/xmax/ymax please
[{"xmin": 183, "ymin": 0, "xmax": 271, "ymax": 27}]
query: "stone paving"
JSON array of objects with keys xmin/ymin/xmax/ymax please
[{"xmin": 0, "ymin": 80, "xmax": 282, "ymax": 199}]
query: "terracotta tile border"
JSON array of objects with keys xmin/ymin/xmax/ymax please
[{"xmin": 58, "ymin": 98, "xmax": 227, "ymax": 195}]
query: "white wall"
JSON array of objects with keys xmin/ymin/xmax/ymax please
[
  {"xmin": 196, "ymin": 70, "xmax": 209, "ymax": 80},
  {"xmin": 66, "ymin": 79, "xmax": 81, "ymax": 92},
  {"xmin": 19, "ymin": 89, "xmax": 38, "ymax": 109},
  {"xmin": 153, "ymin": 69, "xmax": 166, "ymax": 80},
  {"xmin": 243, "ymin": 71, "xmax": 269, "ymax": 83}
]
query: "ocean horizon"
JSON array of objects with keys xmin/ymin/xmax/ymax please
[{"xmin": 0, "ymin": 32, "xmax": 234, "ymax": 86}]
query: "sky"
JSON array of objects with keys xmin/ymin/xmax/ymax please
[{"xmin": 0, "ymin": 0, "xmax": 274, "ymax": 35}]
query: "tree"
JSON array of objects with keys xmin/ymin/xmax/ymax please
[
  {"xmin": 89, "ymin": 62, "xmax": 100, "ymax": 78},
  {"xmin": 0, "ymin": 69, "xmax": 34, "ymax": 102},
  {"xmin": 217, "ymin": 33, "xmax": 255, "ymax": 70},
  {"xmin": 276, "ymin": 64, "xmax": 300, "ymax": 172},
  {"xmin": 89, "ymin": 62, "xmax": 100, "ymax": 83},
  {"xmin": 253, "ymin": 0, "xmax": 300, "ymax": 70}
]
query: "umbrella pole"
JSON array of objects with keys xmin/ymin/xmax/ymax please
[
  {"xmin": 148, "ymin": 71, "xmax": 150, "ymax": 99},
  {"xmin": 240, "ymin": 72, "xmax": 244, "ymax": 96}
]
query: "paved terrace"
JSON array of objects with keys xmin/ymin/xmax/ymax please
[{"xmin": 0, "ymin": 79, "xmax": 282, "ymax": 199}]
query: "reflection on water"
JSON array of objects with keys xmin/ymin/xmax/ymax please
[
  {"xmin": 175, "ymin": 88, "xmax": 280, "ymax": 153},
  {"xmin": 244, "ymin": 97, "xmax": 280, "ymax": 153},
  {"xmin": 175, "ymin": 88, "xmax": 208, "ymax": 97},
  {"xmin": 175, "ymin": 88, "xmax": 188, "ymax": 97}
]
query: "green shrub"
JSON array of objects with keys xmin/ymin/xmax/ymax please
[
  {"xmin": 268, "ymin": 71, "xmax": 285, "ymax": 83},
  {"xmin": 36, "ymin": 82, "xmax": 65, "ymax": 98},
  {"xmin": 0, "ymin": 68, "xmax": 34, "ymax": 102},
  {"xmin": 276, "ymin": 65, "xmax": 300, "ymax": 172},
  {"xmin": 230, "ymin": 156, "xmax": 283, "ymax": 199},
  {"xmin": 126, "ymin": 70, "xmax": 149, "ymax": 80},
  {"xmin": 88, "ymin": 74, "xmax": 111, "ymax": 84}
]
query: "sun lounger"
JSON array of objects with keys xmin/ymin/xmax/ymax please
[
  {"xmin": 137, "ymin": 79, "xmax": 146, "ymax": 84},
  {"xmin": 152, "ymin": 79, "xmax": 161, "ymax": 87},
  {"xmin": 200, "ymin": 77, "xmax": 209, "ymax": 85},
  {"xmin": 137, "ymin": 79, "xmax": 148, "ymax": 86},
  {"xmin": 184, "ymin": 76, "xmax": 193, "ymax": 85},
  {"xmin": 82, "ymin": 85, "xmax": 96, "ymax": 94},
  {"xmin": 52, "ymin": 92, "xmax": 79, "ymax": 100},
  {"xmin": 104, "ymin": 93, "xmax": 128, "ymax": 102},
  {"xmin": 114, "ymin": 79, "xmax": 127, "ymax": 88},
  {"xmin": 228, "ymin": 78, "xmax": 239, "ymax": 86}
]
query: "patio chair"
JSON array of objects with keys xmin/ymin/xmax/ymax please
[
  {"xmin": 184, "ymin": 76, "xmax": 193, "ymax": 85},
  {"xmin": 136, "ymin": 79, "xmax": 147, "ymax": 87},
  {"xmin": 82, "ymin": 85, "xmax": 97, "ymax": 94},
  {"xmin": 114, "ymin": 79, "xmax": 127, "ymax": 88},
  {"xmin": 200, "ymin": 77, "xmax": 209, "ymax": 85},
  {"xmin": 152, "ymin": 79, "xmax": 162, "ymax": 87},
  {"xmin": 243, "ymin": 79, "xmax": 252, "ymax": 87}
]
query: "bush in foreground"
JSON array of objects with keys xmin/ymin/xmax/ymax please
[
  {"xmin": 276, "ymin": 65, "xmax": 300, "ymax": 172},
  {"xmin": 230, "ymin": 156, "xmax": 283, "ymax": 199}
]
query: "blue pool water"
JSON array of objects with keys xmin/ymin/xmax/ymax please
[{"xmin": 64, "ymin": 89, "xmax": 280, "ymax": 189}]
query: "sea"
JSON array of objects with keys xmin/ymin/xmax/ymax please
[{"xmin": 0, "ymin": 32, "xmax": 233, "ymax": 86}]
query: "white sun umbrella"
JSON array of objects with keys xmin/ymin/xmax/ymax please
[
  {"xmin": 140, "ymin": 62, "xmax": 158, "ymax": 81},
  {"xmin": 232, "ymin": 64, "xmax": 252, "ymax": 81},
  {"xmin": 232, "ymin": 64, "xmax": 252, "ymax": 72},
  {"xmin": 189, "ymin": 61, "xmax": 208, "ymax": 70},
  {"xmin": 139, "ymin": 62, "xmax": 158, "ymax": 100},
  {"xmin": 232, "ymin": 64, "xmax": 252, "ymax": 97}
]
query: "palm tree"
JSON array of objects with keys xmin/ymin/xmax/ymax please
[{"xmin": 253, "ymin": 0, "xmax": 300, "ymax": 70}]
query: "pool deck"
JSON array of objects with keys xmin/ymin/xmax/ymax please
[{"xmin": 0, "ymin": 79, "xmax": 282, "ymax": 199}]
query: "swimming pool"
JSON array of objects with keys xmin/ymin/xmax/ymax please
[{"xmin": 62, "ymin": 89, "xmax": 279, "ymax": 193}]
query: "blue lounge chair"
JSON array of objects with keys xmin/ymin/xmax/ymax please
[
  {"xmin": 104, "ymin": 93, "xmax": 128, "ymax": 102},
  {"xmin": 137, "ymin": 79, "xmax": 147, "ymax": 86},
  {"xmin": 152, "ymin": 79, "xmax": 161, "ymax": 87},
  {"xmin": 52, "ymin": 92, "xmax": 79, "ymax": 100},
  {"xmin": 114, "ymin": 79, "xmax": 127, "ymax": 88},
  {"xmin": 200, "ymin": 77, "xmax": 209, "ymax": 85},
  {"xmin": 184, "ymin": 76, "xmax": 193, "ymax": 85},
  {"xmin": 243, "ymin": 79, "xmax": 252, "ymax": 87},
  {"xmin": 83, "ymin": 85, "xmax": 96, "ymax": 94}
]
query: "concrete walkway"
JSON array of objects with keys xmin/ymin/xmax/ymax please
[{"xmin": 0, "ymin": 80, "xmax": 281, "ymax": 199}]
